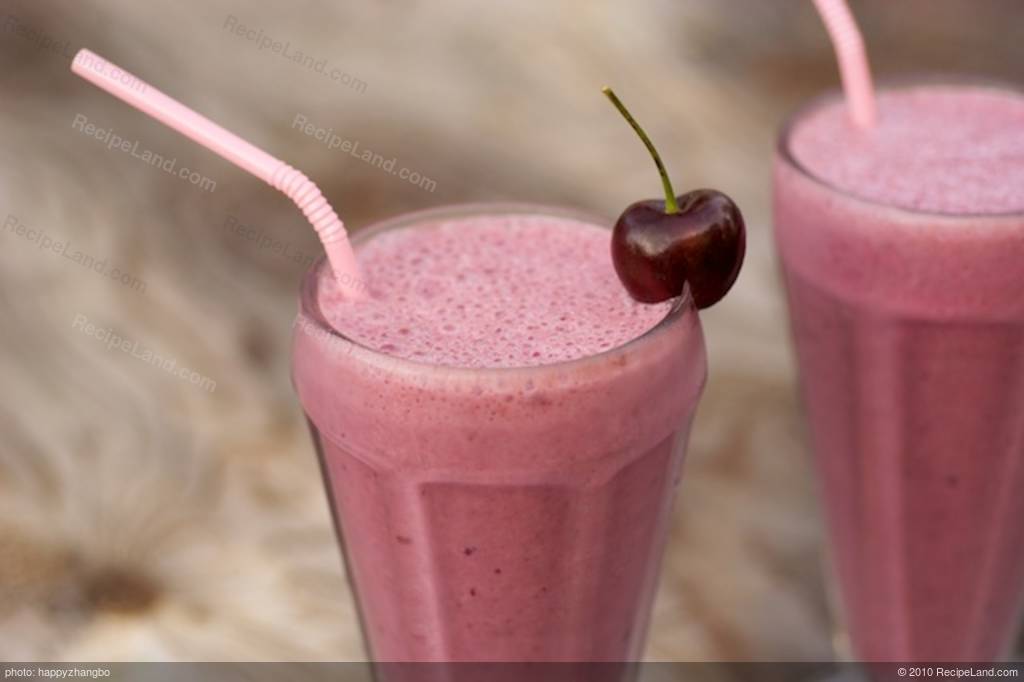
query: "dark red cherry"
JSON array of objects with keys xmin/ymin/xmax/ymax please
[
  {"xmin": 612, "ymin": 190, "xmax": 745, "ymax": 307},
  {"xmin": 602, "ymin": 87, "xmax": 745, "ymax": 308}
]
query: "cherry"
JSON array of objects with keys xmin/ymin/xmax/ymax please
[
  {"xmin": 602, "ymin": 87, "xmax": 745, "ymax": 308},
  {"xmin": 611, "ymin": 190, "xmax": 745, "ymax": 307}
]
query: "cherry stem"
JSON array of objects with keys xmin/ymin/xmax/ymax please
[{"xmin": 602, "ymin": 86, "xmax": 679, "ymax": 214}]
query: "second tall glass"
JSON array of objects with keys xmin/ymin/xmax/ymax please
[{"xmin": 774, "ymin": 82, "xmax": 1024, "ymax": 661}]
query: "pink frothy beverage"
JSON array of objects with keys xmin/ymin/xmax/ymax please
[
  {"xmin": 291, "ymin": 204, "xmax": 706, "ymax": 662},
  {"xmin": 774, "ymin": 82, "xmax": 1024, "ymax": 661}
]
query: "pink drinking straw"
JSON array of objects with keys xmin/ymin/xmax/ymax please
[
  {"xmin": 70, "ymin": 48, "xmax": 364, "ymax": 298},
  {"xmin": 812, "ymin": 0, "xmax": 877, "ymax": 128}
]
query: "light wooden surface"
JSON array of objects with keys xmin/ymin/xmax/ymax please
[{"xmin": 0, "ymin": 0, "xmax": 1021, "ymax": 663}]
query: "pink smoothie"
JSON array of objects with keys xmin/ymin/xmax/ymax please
[
  {"xmin": 292, "ymin": 206, "xmax": 706, "ymax": 662},
  {"xmin": 774, "ymin": 84, "xmax": 1024, "ymax": 661}
]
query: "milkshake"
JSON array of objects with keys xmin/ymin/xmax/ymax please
[
  {"xmin": 774, "ymin": 82, "xmax": 1024, "ymax": 661},
  {"xmin": 292, "ymin": 204, "xmax": 707, "ymax": 662},
  {"xmin": 65, "ymin": 44, "xmax": 732, "ymax": 668}
]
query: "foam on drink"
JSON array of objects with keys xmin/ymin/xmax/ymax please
[
  {"xmin": 790, "ymin": 84, "xmax": 1024, "ymax": 215},
  {"xmin": 318, "ymin": 213, "xmax": 672, "ymax": 368}
]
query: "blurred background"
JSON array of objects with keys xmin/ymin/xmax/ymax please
[{"xmin": 0, "ymin": 0, "xmax": 1022, "ymax": 662}]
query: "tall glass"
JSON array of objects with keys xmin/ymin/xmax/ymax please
[
  {"xmin": 291, "ymin": 204, "xmax": 707, "ymax": 663},
  {"xmin": 773, "ymin": 83, "xmax": 1024, "ymax": 661}
]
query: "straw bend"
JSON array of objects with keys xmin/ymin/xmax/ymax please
[{"xmin": 270, "ymin": 163, "xmax": 347, "ymax": 244}]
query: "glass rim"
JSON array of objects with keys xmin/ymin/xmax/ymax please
[
  {"xmin": 297, "ymin": 201, "xmax": 697, "ymax": 378},
  {"xmin": 776, "ymin": 74, "xmax": 1024, "ymax": 220}
]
